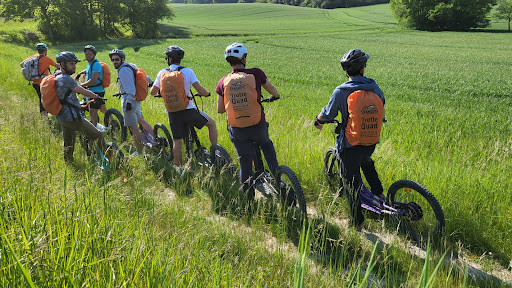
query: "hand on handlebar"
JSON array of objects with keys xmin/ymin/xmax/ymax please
[
  {"xmin": 314, "ymin": 118, "xmax": 324, "ymax": 130},
  {"xmin": 268, "ymin": 95, "xmax": 279, "ymax": 102},
  {"xmin": 192, "ymin": 92, "xmax": 211, "ymax": 97},
  {"xmin": 261, "ymin": 95, "xmax": 279, "ymax": 103}
]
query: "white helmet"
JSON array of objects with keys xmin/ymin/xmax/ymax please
[{"xmin": 224, "ymin": 43, "xmax": 248, "ymax": 60}]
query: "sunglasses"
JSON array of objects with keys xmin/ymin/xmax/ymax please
[{"xmin": 111, "ymin": 58, "xmax": 121, "ymax": 62}]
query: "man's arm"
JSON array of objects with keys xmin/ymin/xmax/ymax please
[
  {"xmin": 217, "ymin": 94, "xmax": 225, "ymax": 114},
  {"xmin": 75, "ymin": 69, "xmax": 86, "ymax": 81},
  {"xmin": 118, "ymin": 66, "xmax": 136, "ymax": 96},
  {"xmin": 150, "ymin": 85, "xmax": 160, "ymax": 96},
  {"xmin": 80, "ymin": 72, "xmax": 100, "ymax": 88},
  {"xmin": 73, "ymin": 85, "xmax": 99, "ymax": 99},
  {"xmin": 262, "ymin": 80, "xmax": 280, "ymax": 101},
  {"xmin": 192, "ymin": 82, "xmax": 210, "ymax": 97}
]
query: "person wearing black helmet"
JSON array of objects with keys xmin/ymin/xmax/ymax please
[
  {"xmin": 75, "ymin": 45, "xmax": 108, "ymax": 127},
  {"xmin": 150, "ymin": 45, "xmax": 216, "ymax": 168},
  {"xmin": 109, "ymin": 49, "xmax": 153, "ymax": 155},
  {"xmin": 54, "ymin": 51, "xmax": 105, "ymax": 163},
  {"xmin": 20, "ymin": 43, "xmax": 60, "ymax": 118},
  {"xmin": 314, "ymin": 48, "xmax": 385, "ymax": 230},
  {"xmin": 215, "ymin": 42, "xmax": 280, "ymax": 200}
]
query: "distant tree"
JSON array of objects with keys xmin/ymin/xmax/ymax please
[
  {"xmin": 390, "ymin": 0, "xmax": 496, "ymax": 31},
  {"xmin": 0, "ymin": 0, "xmax": 174, "ymax": 41},
  {"xmin": 495, "ymin": 0, "xmax": 512, "ymax": 31},
  {"xmin": 1, "ymin": 0, "xmax": 56, "ymax": 41},
  {"xmin": 124, "ymin": 0, "xmax": 174, "ymax": 38}
]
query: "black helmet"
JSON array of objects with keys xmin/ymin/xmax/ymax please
[
  {"xmin": 165, "ymin": 45, "xmax": 184, "ymax": 61},
  {"xmin": 84, "ymin": 44, "xmax": 97, "ymax": 54},
  {"xmin": 56, "ymin": 51, "xmax": 81, "ymax": 63},
  {"xmin": 340, "ymin": 49, "xmax": 369, "ymax": 73},
  {"xmin": 109, "ymin": 49, "xmax": 125, "ymax": 59}
]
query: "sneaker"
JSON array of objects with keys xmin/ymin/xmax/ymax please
[
  {"xmin": 177, "ymin": 167, "xmax": 184, "ymax": 176},
  {"xmin": 130, "ymin": 151, "xmax": 140, "ymax": 157}
]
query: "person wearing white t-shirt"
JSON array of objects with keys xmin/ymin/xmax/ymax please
[{"xmin": 150, "ymin": 45, "xmax": 217, "ymax": 167}]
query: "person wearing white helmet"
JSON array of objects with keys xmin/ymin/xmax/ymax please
[
  {"xmin": 215, "ymin": 42, "xmax": 280, "ymax": 200},
  {"xmin": 53, "ymin": 51, "xmax": 105, "ymax": 163},
  {"xmin": 20, "ymin": 43, "xmax": 61, "ymax": 118},
  {"xmin": 314, "ymin": 48, "xmax": 385, "ymax": 229},
  {"xmin": 151, "ymin": 45, "xmax": 216, "ymax": 168}
]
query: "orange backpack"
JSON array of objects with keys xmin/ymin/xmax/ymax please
[
  {"xmin": 89, "ymin": 60, "xmax": 111, "ymax": 88},
  {"xmin": 345, "ymin": 90, "xmax": 384, "ymax": 146},
  {"xmin": 40, "ymin": 75, "xmax": 73, "ymax": 116},
  {"xmin": 160, "ymin": 66, "xmax": 189, "ymax": 112},
  {"xmin": 223, "ymin": 72, "xmax": 261, "ymax": 128},
  {"xmin": 123, "ymin": 65, "xmax": 148, "ymax": 101}
]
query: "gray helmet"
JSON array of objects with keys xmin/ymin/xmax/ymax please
[
  {"xmin": 224, "ymin": 43, "xmax": 248, "ymax": 60},
  {"xmin": 56, "ymin": 51, "xmax": 81, "ymax": 63},
  {"xmin": 165, "ymin": 45, "xmax": 184, "ymax": 61},
  {"xmin": 109, "ymin": 49, "xmax": 125, "ymax": 59},
  {"xmin": 36, "ymin": 43, "xmax": 48, "ymax": 51},
  {"xmin": 84, "ymin": 44, "xmax": 97, "ymax": 54},
  {"xmin": 340, "ymin": 49, "xmax": 369, "ymax": 72}
]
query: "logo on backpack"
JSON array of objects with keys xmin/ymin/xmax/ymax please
[
  {"xmin": 21, "ymin": 55, "xmax": 44, "ymax": 81},
  {"xmin": 160, "ymin": 67, "xmax": 189, "ymax": 113},
  {"xmin": 223, "ymin": 72, "xmax": 261, "ymax": 128},
  {"xmin": 345, "ymin": 90, "xmax": 384, "ymax": 146}
]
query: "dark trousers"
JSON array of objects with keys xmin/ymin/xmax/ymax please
[
  {"xmin": 340, "ymin": 144, "xmax": 383, "ymax": 226},
  {"xmin": 228, "ymin": 122, "xmax": 279, "ymax": 195},
  {"xmin": 32, "ymin": 84, "xmax": 45, "ymax": 112},
  {"xmin": 60, "ymin": 118, "xmax": 105, "ymax": 163}
]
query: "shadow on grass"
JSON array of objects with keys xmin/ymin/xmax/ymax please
[
  {"xmin": 158, "ymin": 23, "xmax": 191, "ymax": 38},
  {"xmin": 137, "ymin": 153, "xmax": 510, "ymax": 287}
]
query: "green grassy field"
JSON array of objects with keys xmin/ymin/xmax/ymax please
[{"xmin": 1, "ymin": 3, "xmax": 512, "ymax": 287}]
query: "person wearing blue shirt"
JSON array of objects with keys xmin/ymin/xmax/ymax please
[
  {"xmin": 315, "ymin": 49, "xmax": 385, "ymax": 229},
  {"xmin": 76, "ymin": 45, "xmax": 107, "ymax": 127}
]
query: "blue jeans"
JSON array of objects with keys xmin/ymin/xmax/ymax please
[{"xmin": 228, "ymin": 122, "xmax": 279, "ymax": 185}]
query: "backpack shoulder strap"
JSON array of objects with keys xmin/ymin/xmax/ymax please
[
  {"xmin": 88, "ymin": 59, "xmax": 103, "ymax": 87},
  {"xmin": 88, "ymin": 59, "xmax": 99, "ymax": 75}
]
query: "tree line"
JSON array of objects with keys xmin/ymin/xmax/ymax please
[
  {"xmin": 0, "ymin": 0, "xmax": 174, "ymax": 42},
  {"xmin": 171, "ymin": 0, "xmax": 389, "ymax": 9},
  {"xmin": 2, "ymin": 0, "xmax": 512, "ymax": 42}
]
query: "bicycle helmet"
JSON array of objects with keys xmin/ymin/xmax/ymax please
[
  {"xmin": 224, "ymin": 43, "xmax": 248, "ymax": 60},
  {"xmin": 56, "ymin": 51, "xmax": 81, "ymax": 63},
  {"xmin": 109, "ymin": 49, "xmax": 125, "ymax": 59},
  {"xmin": 84, "ymin": 44, "xmax": 97, "ymax": 54},
  {"xmin": 36, "ymin": 43, "xmax": 48, "ymax": 51},
  {"xmin": 165, "ymin": 45, "xmax": 184, "ymax": 61},
  {"xmin": 340, "ymin": 49, "xmax": 369, "ymax": 73}
]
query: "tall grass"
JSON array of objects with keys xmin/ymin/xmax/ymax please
[{"xmin": 1, "ymin": 3, "xmax": 512, "ymax": 286}]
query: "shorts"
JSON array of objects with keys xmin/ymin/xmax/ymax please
[
  {"xmin": 168, "ymin": 108, "xmax": 210, "ymax": 140},
  {"xmin": 122, "ymin": 99, "xmax": 143, "ymax": 127},
  {"xmin": 89, "ymin": 92, "xmax": 105, "ymax": 109}
]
